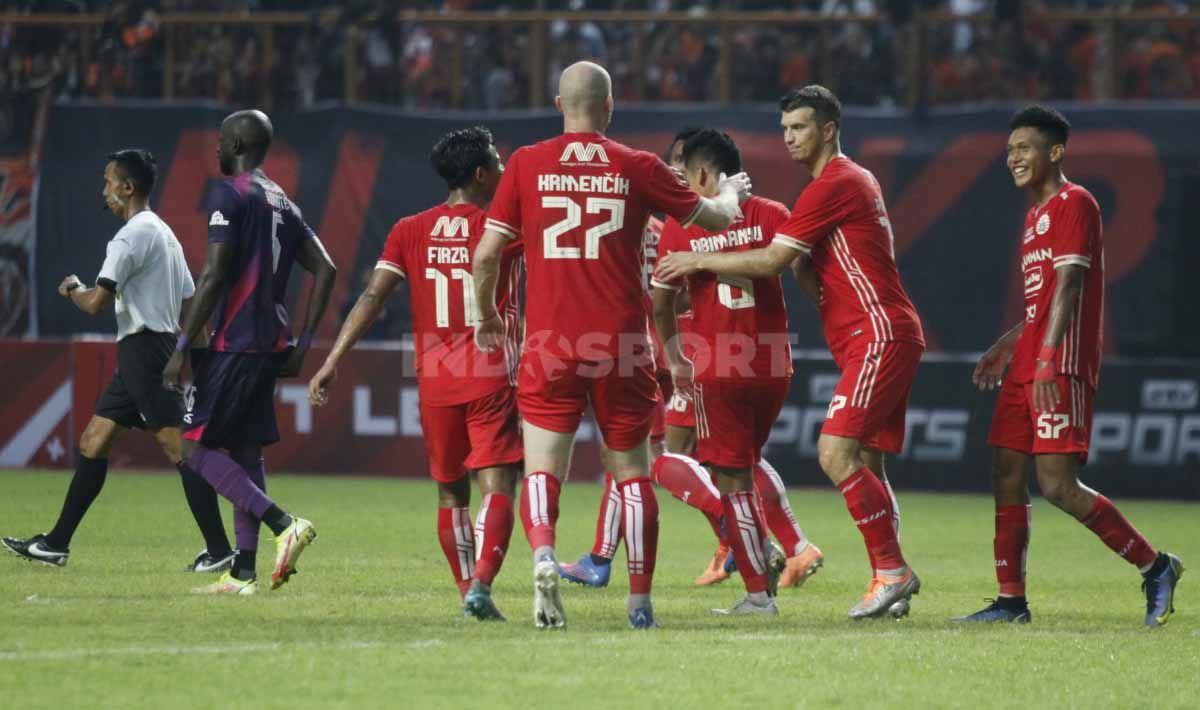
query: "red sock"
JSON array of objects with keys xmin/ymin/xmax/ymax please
[
  {"xmin": 520, "ymin": 472, "xmax": 560, "ymax": 552},
  {"xmin": 619, "ymin": 477, "xmax": 659, "ymax": 594},
  {"xmin": 653, "ymin": 453, "xmax": 725, "ymax": 543},
  {"xmin": 994, "ymin": 504, "xmax": 1031, "ymax": 597},
  {"xmin": 722, "ymin": 490, "xmax": 770, "ymax": 593},
  {"xmin": 591, "ymin": 472, "xmax": 622, "ymax": 559},
  {"xmin": 1081, "ymin": 494, "xmax": 1157, "ymax": 569},
  {"xmin": 437, "ymin": 506, "xmax": 474, "ymax": 597},
  {"xmin": 752, "ymin": 459, "xmax": 807, "ymax": 557},
  {"xmin": 838, "ymin": 468, "xmax": 907, "ymax": 572},
  {"xmin": 473, "ymin": 494, "xmax": 513, "ymax": 586}
]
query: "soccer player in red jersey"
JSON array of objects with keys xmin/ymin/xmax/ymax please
[
  {"xmin": 472, "ymin": 61, "xmax": 750, "ymax": 629},
  {"xmin": 653, "ymin": 128, "xmax": 823, "ymax": 613},
  {"xmin": 955, "ymin": 106, "xmax": 1183, "ymax": 627},
  {"xmin": 659, "ymin": 86, "xmax": 923, "ymax": 619},
  {"xmin": 557, "ymin": 127, "xmax": 738, "ymax": 588},
  {"xmin": 308, "ymin": 127, "xmax": 523, "ymax": 621}
]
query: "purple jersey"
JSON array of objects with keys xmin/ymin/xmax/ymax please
[{"xmin": 205, "ymin": 169, "xmax": 315, "ymax": 353}]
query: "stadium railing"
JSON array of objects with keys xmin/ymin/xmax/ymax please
[{"xmin": 2, "ymin": 9, "xmax": 1198, "ymax": 109}]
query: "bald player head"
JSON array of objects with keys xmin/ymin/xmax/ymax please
[
  {"xmin": 217, "ymin": 109, "xmax": 274, "ymax": 176},
  {"xmin": 555, "ymin": 61, "xmax": 614, "ymax": 133}
]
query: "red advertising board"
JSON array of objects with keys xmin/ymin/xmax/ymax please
[{"xmin": 1, "ymin": 339, "xmax": 606, "ymax": 479}]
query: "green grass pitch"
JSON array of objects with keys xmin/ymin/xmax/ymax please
[{"xmin": 1, "ymin": 469, "xmax": 1197, "ymax": 709}]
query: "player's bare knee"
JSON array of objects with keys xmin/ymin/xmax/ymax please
[
  {"xmin": 152, "ymin": 426, "xmax": 184, "ymax": 464},
  {"xmin": 438, "ymin": 478, "xmax": 471, "ymax": 508},
  {"xmin": 79, "ymin": 417, "xmax": 120, "ymax": 458},
  {"xmin": 478, "ymin": 465, "xmax": 519, "ymax": 498},
  {"xmin": 816, "ymin": 435, "xmax": 859, "ymax": 483}
]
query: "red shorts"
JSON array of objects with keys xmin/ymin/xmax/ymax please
[
  {"xmin": 517, "ymin": 353, "xmax": 658, "ymax": 451},
  {"xmin": 665, "ymin": 387, "xmax": 696, "ymax": 428},
  {"xmin": 420, "ymin": 385, "xmax": 523, "ymax": 484},
  {"xmin": 987, "ymin": 375, "xmax": 1094, "ymax": 462},
  {"xmin": 823, "ymin": 341, "xmax": 922, "ymax": 454},
  {"xmin": 693, "ymin": 378, "xmax": 790, "ymax": 469},
  {"xmin": 650, "ymin": 369, "xmax": 674, "ymax": 443}
]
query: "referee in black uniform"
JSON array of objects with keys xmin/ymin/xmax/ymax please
[{"xmin": 3, "ymin": 149, "xmax": 234, "ymax": 571}]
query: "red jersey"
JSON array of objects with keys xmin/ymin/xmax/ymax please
[
  {"xmin": 377, "ymin": 202, "xmax": 523, "ymax": 406},
  {"xmin": 485, "ymin": 133, "xmax": 702, "ymax": 361},
  {"xmin": 773, "ymin": 156, "xmax": 924, "ymax": 357},
  {"xmin": 1009, "ymin": 182, "xmax": 1103, "ymax": 389},
  {"xmin": 654, "ymin": 196, "xmax": 793, "ymax": 382}
]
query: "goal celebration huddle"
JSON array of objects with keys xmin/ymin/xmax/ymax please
[{"xmin": 5, "ymin": 61, "xmax": 1183, "ymax": 631}]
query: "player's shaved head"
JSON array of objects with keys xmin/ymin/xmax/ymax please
[
  {"xmin": 217, "ymin": 109, "xmax": 273, "ymax": 175},
  {"xmin": 552, "ymin": 62, "xmax": 609, "ymax": 121}
]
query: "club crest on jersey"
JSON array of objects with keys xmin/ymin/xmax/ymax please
[
  {"xmin": 559, "ymin": 142, "xmax": 609, "ymax": 166},
  {"xmin": 1035, "ymin": 213, "xmax": 1050, "ymax": 235},
  {"xmin": 430, "ymin": 215, "xmax": 469, "ymax": 241},
  {"xmin": 209, "ymin": 210, "xmax": 229, "ymax": 227}
]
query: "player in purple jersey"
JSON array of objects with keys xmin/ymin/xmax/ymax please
[{"xmin": 163, "ymin": 110, "xmax": 337, "ymax": 595}]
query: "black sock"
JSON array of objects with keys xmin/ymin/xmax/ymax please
[
  {"xmin": 590, "ymin": 554, "xmax": 612, "ymax": 567},
  {"xmin": 231, "ymin": 550, "xmax": 257, "ymax": 581},
  {"xmin": 261, "ymin": 505, "xmax": 292, "ymax": 536},
  {"xmin": 1143, "ymin": 552, "xmax": 1168, "ymax": 578},
  {"xmin": 45, "ymin": 455, "xmax": 109, "ymax": 549},
  {"xmin": 176, "ymin": 460, "xmax": 233, "ymax": 558},
  {"xmin": 996, "ymin": 595, "xmax": 1028, "ymax": 610}
]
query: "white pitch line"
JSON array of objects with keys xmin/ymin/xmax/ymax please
[{"xmin": 0, "ymin": 639, "xmax": 424, "ymax": 662}]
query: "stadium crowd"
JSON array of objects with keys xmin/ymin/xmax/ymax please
[{"xmin": 1, "ymin": 1, "xmax": 1198, "ymax": 111}]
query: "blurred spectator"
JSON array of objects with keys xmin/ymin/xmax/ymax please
[{"xmin": 3, "ymin": 0, "xmax": 1200, "ymax": 109}]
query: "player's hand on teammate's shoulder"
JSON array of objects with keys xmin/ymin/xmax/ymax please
[
  {"xmin": 58, "ymin": 274, "xmax": 83, "ymax": 298},
  {"xmin": 718, "ymin": 171, "xmax": 753, "ymax": 204},
  {"xmin": 656, "ymin": 251, "xmax": 703, "ymax": 282},
  {"xmin": 308, "ymin": 363, "xmax": 336, "ymax": 407},
  {"xmin": 474, "ymin": 311, "xmax": 504, "ymax": 353}
]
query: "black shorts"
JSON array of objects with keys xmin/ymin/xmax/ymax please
[
  {"xmin": 95, "ymin": 330, "xmax": 185, "ymax": 430},
  {"xmin": 183, "ymin": 349, "xmax": 287, "ymax": 450}
]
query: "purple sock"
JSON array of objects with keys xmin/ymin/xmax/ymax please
[
  {"xmin": 188, "ymin": 448, "xmax": 275, "ymax": 522},
  {"xmin": 231, "ymin": 455, "xmax": 267, "ymax": 552}
]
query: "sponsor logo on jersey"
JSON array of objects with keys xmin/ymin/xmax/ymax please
[
  {"xmin": 209, "ymin": 210, "xmax": 229, "ymax": 226},
  {"xmin": 559, "ymin": 142, "xmax": 610, "ymax": 165},
  {"xmin": 1036, "ymin": 212, "xmax": 1051, "ymax": 235},
  {"xmin": 1022, "ymin": 226, "xmax": 1035, "ymax": 244},
  {"xmin": 1025, "ymin": 304, "xmax": 1037, "ymax": 322},
  {"xmin": 1021, "ymin": 247, "xmax": 1053, "ymax": 269},
  {"xmin": 430, "ymin": 216, "xmax": 469, "ymax": 240},
  {"xmin": 1023, "ymin": 264, "xmax": 1044, "ymax": 296}
]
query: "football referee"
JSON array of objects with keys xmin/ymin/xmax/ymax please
[{"xmin": 2, "ymin": 149, "xmax": 234, "ymax": 572}]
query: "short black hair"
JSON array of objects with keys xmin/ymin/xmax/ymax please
[
  {"xmin": 1010, "ymin": 104, "xmax": 1071, "ymax": 146},
  {"xmin": 664, "ymin": 126, "xmax": 702, "ymax": 162},
  {"xmin": 681, "ymin": 128, "xmax": 741, "ymax": 176},
  {"xmin": 430, "ymin": 126, "xmax": 496, "ymax": 190},
  {"xmin": 107, "ymin": 149, "xmax": 157, "ymax": 197},
  {"xmin": 779, "ymin": 85, "xmax": 843, "ymax": 129}
]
